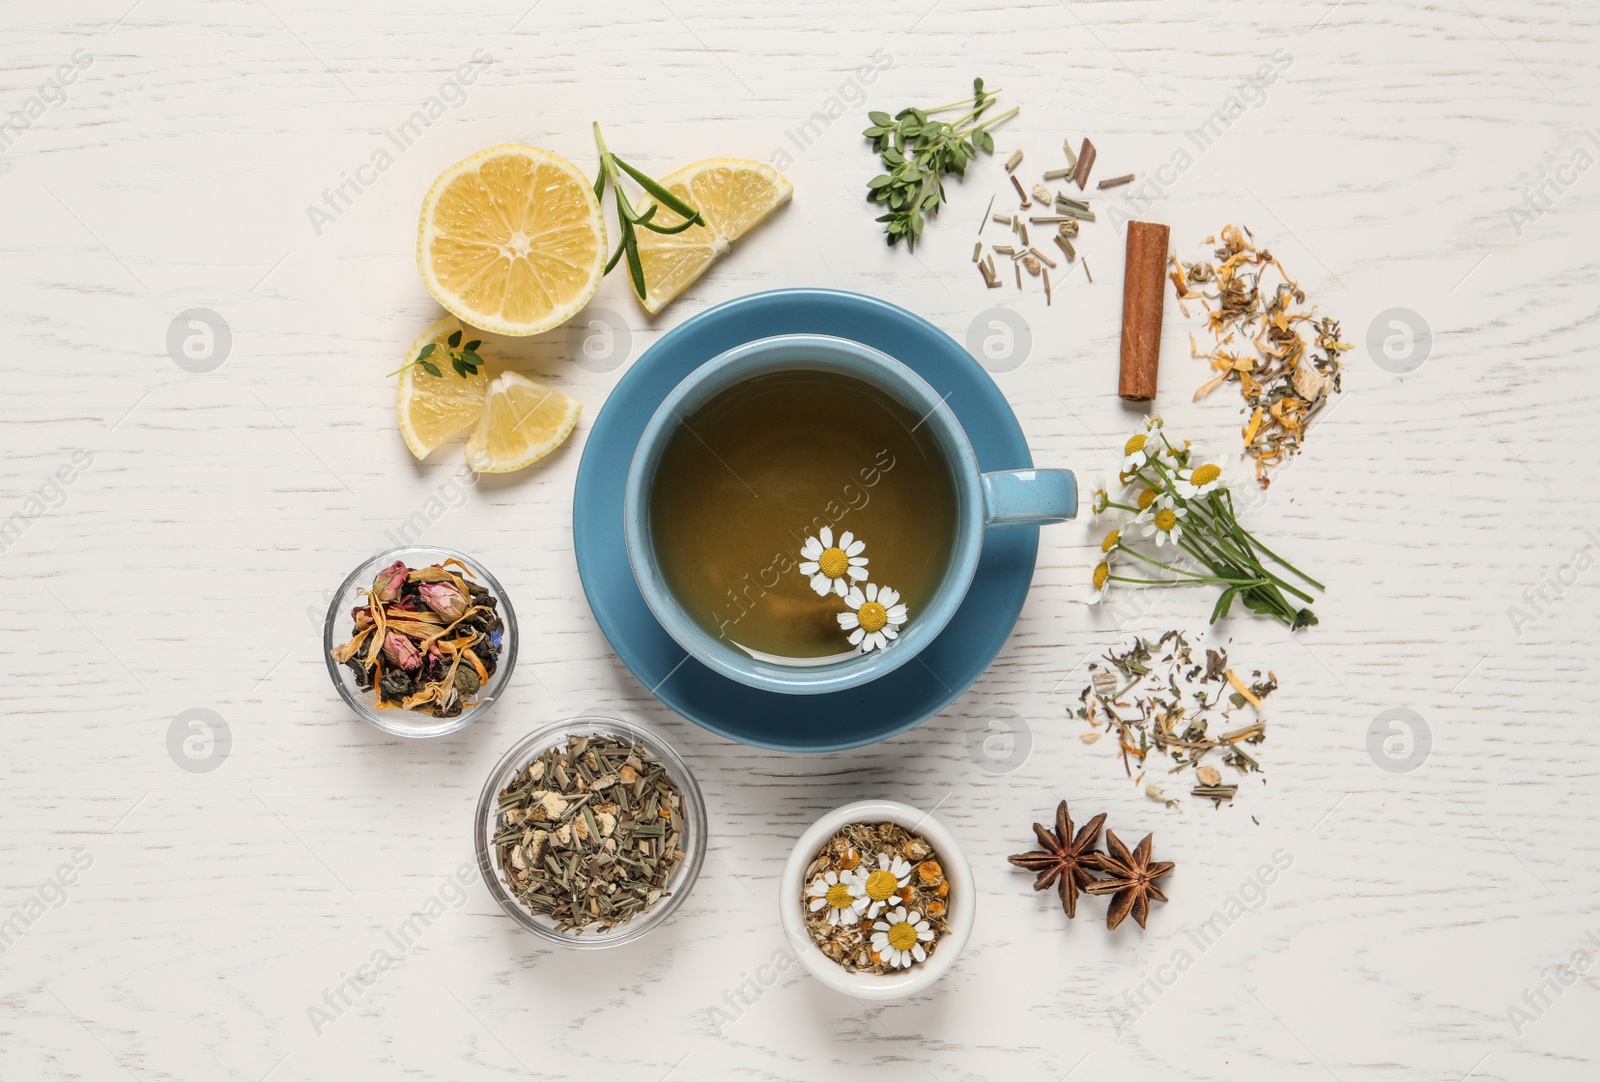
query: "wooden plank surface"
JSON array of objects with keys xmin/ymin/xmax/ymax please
[{"xmin": 2, "ymin": 1, "xmax": 1598, "ymax": 1079}]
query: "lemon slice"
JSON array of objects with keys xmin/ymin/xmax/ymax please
[
  {"xmin": 631, "ymin": 158, "xmax": 792, "ymax": 315},
  {"xmin": 465, "ymin": 371, "xmax": 582, "ymax": 473},
  {"xmin": 397, "ymin": 315, "xmax": 489, "ymax": 460},
  {"xmin": 418, "ymin": 145, "xmax": 607, "ymax": 336}
]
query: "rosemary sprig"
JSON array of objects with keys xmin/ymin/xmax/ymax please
[
  {"xmin": 863, "ymin": 78, "xmax": 1018, "ymax": 250},
  {"xmin": 591, "ymin": 123, "xmax": 706, "ymax": 300},
  {"xmin": 388, "ymin": 328, "xmax": 483, "ymax": 379}
]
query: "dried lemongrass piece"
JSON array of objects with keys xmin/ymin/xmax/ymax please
[
  {"xmin": 978, "ymin": 193, "xmax": 995, "ymax": 234},
  {"xmin": 1010, "ymin": 174, "xmax": 1030, "ymax": 206},
  {"xmin": 1030, "ymin": 246, "xmax": 1057, "ymax": 269},
  {"xmin": 1043, "ymin": 167, "xmax": 1073, "ymax": 180},
  {"xmin": 1055, "ymin": 234, "xmax": 1077, "ymax": 262},
  {"xmin": 1098, "ymin": 173, "xmax": 1135, "ymax": 189},
  {"xmin": 1005, "ymin": 148, "xmax": 1024, "ymax": 172}
]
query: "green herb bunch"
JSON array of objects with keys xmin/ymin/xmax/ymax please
[
  {"xmin": 1091, "ymin": 419, "xmax": 1324, "ymax": 630},
  {"xmin": 390, "ymin": 327, "xmax": 484, "ymax": 379},
  {"xmin": 863, "ymin": 78, "xmax": 1018, "ymax": 250},
  {"xmin": 592, "ymin": 123, "xmax": 706, "ymax": 300}
]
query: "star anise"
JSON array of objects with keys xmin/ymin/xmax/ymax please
[
  {"xmin": 1006, "ymin": 800, "xmax": 1106, "ymax": 919},
  {"xmin": 1084, "ymin": 830, "xmax": 1174, "ymax": 930}
]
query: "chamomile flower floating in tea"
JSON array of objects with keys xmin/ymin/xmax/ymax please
[
  {"xmin": 871, "ymin": 906, "xmax": 937, "ymax": 969},
  {"xmin": 806, "ymin": 869, "xmax": 866, "ymax": 926},
  {"xmin": 1088, "ymin": 419, "xmax": 1324, "ymax": 629},
  {"xmin": 329, "ymin": 558, "xmax": 504, "ymax": 718},
  {"xmin": 798, "ymin": 527, "xmax": 869, "ymax": 597},
  {"xmin": 837, "ymin": 583, "xmax": 908, "ymax": 653}
]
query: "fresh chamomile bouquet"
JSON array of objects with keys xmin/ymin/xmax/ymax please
[{"xmin": 1089, "ymin": 418, "xmax": 1322, "ymax": 629}]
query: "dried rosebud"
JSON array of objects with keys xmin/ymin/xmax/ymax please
[
  {"xmin": 418, "ymin": 581, "xmax": 468, "ymax": 620},
  {"xmin": 372, "ymin": 560, "xmax": 408, "ymax": 603},
  {"xmin": 382, "ymin": 630, "xmax": 421, "ymax": 670}
]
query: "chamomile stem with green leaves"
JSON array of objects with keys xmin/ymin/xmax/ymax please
[{"xmin": 1090, "ymin": 419, "xmax": 1323, "ymax": 630}]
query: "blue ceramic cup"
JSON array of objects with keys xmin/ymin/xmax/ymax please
[{"xmin": 624, "ymin": 334, "xmax": 1076, "ymax": 696}]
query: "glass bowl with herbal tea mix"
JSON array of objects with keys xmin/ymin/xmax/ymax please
[
  {"xmin": 800, "ymin": 821, "xmax": 953, "ymax": 975},
  {"xmin": 475, "ymin": 717, "xmax": 707, "ymax": 948},
  {"xmin": 323, "ymin": 547, "xmax": 516, "ymax": 738}
]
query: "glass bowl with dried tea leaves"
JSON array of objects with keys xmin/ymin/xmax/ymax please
[
  {"xmin": 779, "ymin": 799, "xmax": 974, "ymax": 1001},
  {"xmin": 324, "ymin": 546, "xmax": 517, "ymax": 738},
  {"xmin": 475, "ymin": 716, "xmax": 707, "ymax": 948}
]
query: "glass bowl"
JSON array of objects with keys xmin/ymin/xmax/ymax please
[
  {"xmin": 474, "ymin": 716, "xmax": 707, "ymax": 948},
  {"xmin": 323, "ymin": 546, "xmax": 517, "ymax": 739}
]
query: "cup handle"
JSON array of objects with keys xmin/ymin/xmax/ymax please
[{"xmin": 980, "ymin": 469, "xmax": 1077, "ymax": 528}]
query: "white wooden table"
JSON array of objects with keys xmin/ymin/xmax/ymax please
[{"xmin": 4, "ymin": 2, "xmax": 1597, "ymax": 1079}]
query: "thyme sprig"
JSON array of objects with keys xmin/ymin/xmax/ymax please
[
  {"xmin": 389, "ymin": 327, "xmax": 484, "ymax": 379},
  {"xmin": 591, "ymin": 123, "xmax": 706, "ymax": 300},
  {"xmin": 863, "ymin": 78, "xmax": 1018, "ymax": 250}
]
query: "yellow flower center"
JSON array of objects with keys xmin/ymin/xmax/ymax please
[
  {"xmin": 1154, "ymin": 509, "xmax": 1177, "ymax": 531},
  {"xmin": 825, "ymin": 882, "xmax": 854, "ymax": 909},
  {"xmin": 1124, "ymin": 433, "xmax": 1147, "ymax": 455},
  {"xmin": 1092, "ymin": 489, "xmax": 1109, "ymax": 514},
  {"xmin": 818, "ymin": 546, "xmax": 849, "ymax": 578},
  {"xmin": 857, "ymin": 601, "xmax": 888, "ymax": 633},
  {"xmin": 1101, "ymin": 529, "xmax": 1120, "ymax": 553},
  {"xmin": 887, "ymin": 920, "xmax": 919, "ymax": 952},
  {"xmin": 1190, "ymin": 464, "xmax": 1221, "ymax": 486},
  {"xmin": 1137, "ymin": 487, "xmax": 1158, "ymax": 511},
  {"xmin": 1093, "ymin": 562, "xmax": 1110, "ymax": 590},
  {"xmin": 864, "ymin": 869, "xmax": 899, "ymax": 901}
]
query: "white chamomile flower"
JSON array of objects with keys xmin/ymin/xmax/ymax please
[
  {"xmin": 859, "ymin": 852, "xmax": 913, "ymax": 918},
  {"xmin": 838, "ymin": 583, "xmax": 907, "ymax": 653},
  {"xmin": 806, "ymin": 869, "xmax": 866, "ymax": 926},
  {"xmin": 1089, "ymin": 559, "xmax": 1114, "ymax": 605},
  {"xmin": 798, "ymin": 526, "xmax": 868, "ymax": 597},
  {"xmin": 1139, "ymin": 496, "xmax": 1187, "ymax": 548},
  {"xmin": 870, "ymin": 906, "xmax": 935, "ymax": 969},
  {"xmin": 1174, "ymin": 461, "xmax": 1226, "ymax": 500},
  {"xmin": 1088, "ymin": 474, "xmax": 1112, "ymax": 521},
  {"xmin": 1121, "ymin": 431, "xmax": 1157, "ymax": 472}
]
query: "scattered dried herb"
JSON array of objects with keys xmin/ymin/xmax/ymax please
[
  {"xmin": 1006, "ymin": 800, "xmax": 1105, "ymax": 919},
  {"xmin": 1073, "ymin": 632, "xmax": 1277, "ymax": 806},
  {"xmin": 493, "ymin": 734, "xmax": 686, "ymax": 934},
  {"xmin": 1084, "ymin": 830, "xmax": 1173, "ymax": 930},
  {"xmin": 330, "ymin": 558, "xmax": 503, "ymax": 718},
  {"xmin": 863, "ymin": 78, "xmax": 1018, "ymax": 250},
  {"xmin": 1172, "ymin": 224, "xmax": 1352, "ymax": 487},
  {"xmin": 802, "ymin": 822, "xmax": 950, "ymax": 973}
]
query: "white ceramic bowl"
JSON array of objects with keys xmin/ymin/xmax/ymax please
[{"xmin": 779, "ymin": 799, "xmax": 974, "ymax": 1001}]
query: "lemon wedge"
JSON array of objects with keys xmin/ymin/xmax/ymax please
[
  {"xmin": 631, "ymin": 158, "xmax": 792, "ymax": 315},
  {"xmin": 417, "ymin": 144, "xmax": 607, "ymax": 336},
  {"xmin": 465, "ymin": 371, "xmax": 582, "ymax": 473},
  {"xmin": 396, "ymin": 315, "xmax": 489, "ymax": 460}
]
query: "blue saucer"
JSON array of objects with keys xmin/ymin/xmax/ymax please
[{"xmin": 572, "ymin": 288, "xmax": 1038, "ymax": 752}]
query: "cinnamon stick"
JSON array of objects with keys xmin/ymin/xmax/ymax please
[{"xmin": 1118, "ymin": 220, "xmax": 1170, "ymax": 402}]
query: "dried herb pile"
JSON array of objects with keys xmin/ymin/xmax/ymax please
[
  {"xmin": 1074, "ymin": 632, "xmax": 1276, "ymax": 806},
  {"xmin": 1008, "ymin": 800, "xmax": 1174, "ymax": 930},
  {"xmin": 1171, "ymin": 224, "xmax": 1351, "ymax": 486},
  {"xmin": 494, "ymin": 734, "xmax": 687, "ymax": 934},
  {"xmin": 330, "ymin": 558, "xmax": 503, "ymax": 718},
  {"xmin": 802, "ymin": 822, "xmax": 949, "ymax": 974},
  {"xmin": 972, "ymin": 136, "xmax": 1131, "ymax": 300}
]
